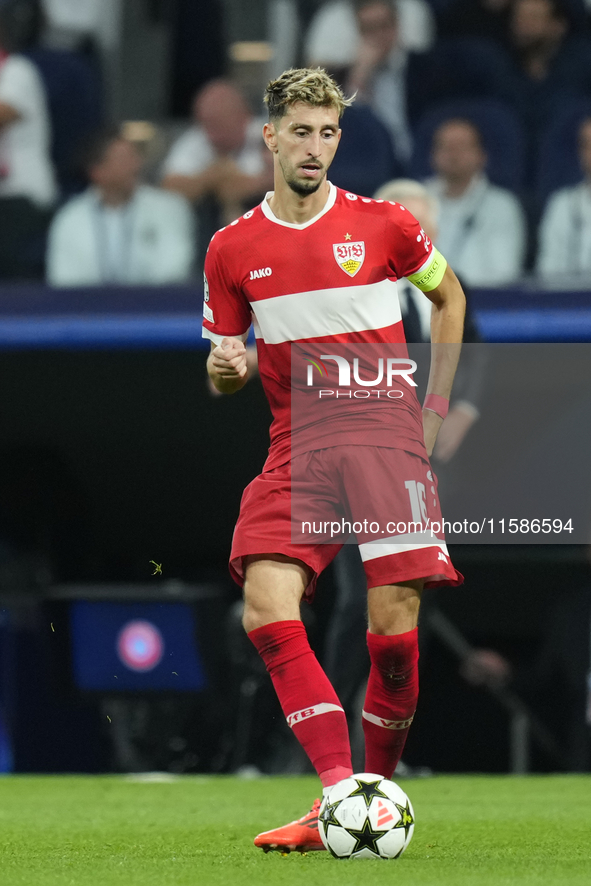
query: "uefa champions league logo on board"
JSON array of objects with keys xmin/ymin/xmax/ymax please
[{"xmin": 117, "ymin": 620, "xmax": 164, "ymax": 672}]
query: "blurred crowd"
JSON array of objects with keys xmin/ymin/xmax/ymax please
[{"xmin": 2, "ymin": 0, "xmax": 591, "ymax": 286}]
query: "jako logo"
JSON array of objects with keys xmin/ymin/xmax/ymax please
[
  {"xmin": 250, "ymin": 267, "xmax": 272, "ymax": 280},
  {"xmin": 306, "ymin": 355, "xmax": 417, "ymax": 387}
]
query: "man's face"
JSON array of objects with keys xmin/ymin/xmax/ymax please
[
  {"xmin": 431, "ymin": 122, "xmax": 486, "ymax": 182},
  {"xmin": 578, "ymin": 120, "xmax": 591, "ymax": 178},
  {"xmin": 91, "ymin": 139, "xmax": 142, "ymax": 192},
  {"xmin": 511, "ymin": 0, "xmax": 563, "ymax": 49},
  {"xmin": 194, "ymin": 85, "xmax": 250, "ymax": 155},
  {"xmin": 265, "ymin": 102, "xmax": 341, "ymax": 198},
  {"xmin": 357, "ymin": 1, "xmax": 398, "ymax": 59}
]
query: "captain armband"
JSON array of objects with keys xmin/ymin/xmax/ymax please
[{"xmin": 407, "ymin": 249, "xmax": 447, "ymax": 292}]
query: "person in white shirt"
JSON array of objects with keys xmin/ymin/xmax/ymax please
[
  {"xmin": 46, "ymin": 127, "xmax": 195, "ymax": 287},
  {"xmin": 343, "ymin": 0, "xmax": 415, "ymax": 166},
  {"xmin": 0, "ymin": 13, "xmax": 57, "ymax": 277},
  {"xmin": 162, "ymin": 78, "xmax": 273, "ymax": 228},
  {"xmin": 536, "ymin": 117, "xmax": 591, "ymax": 279},
  {"xmin": 0, "ymin": 53, "xmax": 56, "ymax": 207},
  {"xmin": 425, "ymin": 118, "xmax": 526, "ymax": 287},
  {"xmin": 304, "ymin": 0, "xmax": 435, "ymax": 65}
]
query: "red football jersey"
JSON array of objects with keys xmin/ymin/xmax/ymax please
[{"xmin": 203, "ymin": 184, "xmax": 446, "ymax": 469}]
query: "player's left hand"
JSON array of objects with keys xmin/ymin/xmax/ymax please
[{"xmin": 422, "ymin": 408, "xmax": 443, "ymax": 457}]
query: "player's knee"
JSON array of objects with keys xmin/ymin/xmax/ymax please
[
  {"xmin": 367, "ymin": 582, "xmax": 422, "ymax": 635},
  {"xmin": 241, "ymin": 586, "xmax": 286, "ymax": 633},
  {"xmin": 369, "ymin": 610, "xmax": 418, "ymax": 635},
  {"xmin": 242, "ymin": 556, "xmax": 308, "ymax": 633},
  {"xmin": 242, "ymin": 598, "xmax": 264, "ymax": 634},
  {"xmin": 242, "ymin": 588, "xmax": 302, "ymax": 634}
]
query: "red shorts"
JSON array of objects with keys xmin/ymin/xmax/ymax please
[{"xmin": 230, "ymin": 445, "xmax": 463, "ymax": 596}]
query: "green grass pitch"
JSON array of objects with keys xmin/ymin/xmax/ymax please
[{"xmin": 1, "ymin": 774, "xmax": 590, "ymax": 885}]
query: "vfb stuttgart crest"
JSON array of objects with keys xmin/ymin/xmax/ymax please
[{"xmin": 333, "ymin": 241, "xmax": 365, "ymax": 277}]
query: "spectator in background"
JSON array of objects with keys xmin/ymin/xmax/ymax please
[
  {"xmin": 46, "ymin": 127, "xmax": 195, "ymax": 286},
  {"xmin": 343, "ymin": 0, "xmax": 416, "ymax": 166},
  {"xmin": 161, "ymin": 79, "xmax": 273, "ymax": 258},
  {"xmin": 0, "ymin": 2, "xmax": 57, "ymax": 278},
  {"xmin": 304, "ymin": 0, "xmax": 435, "ymax": 68},
  {"xmin": 425, "ymin": 119, "xmax": 526, "ymax": 286},
  {"xmin": 504, "ymin": 0, "xmax": 591, "ymax": 139},
  {"xmin": 509, "ymin": 0, "xmax": 582, "ymax": 81},
  {"xmin": 537, "ymin": 116, "xmax": 591, "ymax": 277}
]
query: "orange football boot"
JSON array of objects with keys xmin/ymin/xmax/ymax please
[{"xmin": 254, "ymin": 798, "xmax": 325, "ymax": 853}]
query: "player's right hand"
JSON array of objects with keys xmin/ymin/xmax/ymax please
[{"xmin": 211, "ymin": 337, "xmax": 248, "ymax": 378}]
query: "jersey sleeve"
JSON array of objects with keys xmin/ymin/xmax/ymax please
[
  {"xmin": 386, "ymin": 203, "xmax": 447, "ymax": 292},
  {"xmin": 202, "ymin": 235, "xmax": 252, "ymax": 345}
]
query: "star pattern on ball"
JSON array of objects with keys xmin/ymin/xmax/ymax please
[
  {"xmin": 319, "ymin": 800, "xmax": 341, "ymax": 829},
  {"xmin": 347, "ymin": 817, "xmax": 384, "ymax": 856},
  {"xmin": 394, "ymin": 800, "xmax": 415, "ymax": 840},
  {"xmin": 348, "ymin": 778, "xmax": 389, "ymax": 809}
]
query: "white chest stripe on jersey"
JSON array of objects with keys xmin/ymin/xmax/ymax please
[{"xmin": 250, "ymin": 278, "xmax": 402, "ymax": 344}]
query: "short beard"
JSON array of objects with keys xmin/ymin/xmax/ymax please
[
  {"xmin": 287, "ymin": 177, "xmax": 324, "ymax": 197},
  {"xmin": 280, "ymin": 158, "xmax": 326, "ymax": 198}
]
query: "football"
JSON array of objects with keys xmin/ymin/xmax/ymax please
[{"xmin": 318, "ymin": 772, "xmax": 415, "ymax": 859}]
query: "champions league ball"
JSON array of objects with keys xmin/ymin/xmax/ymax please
[{"xmin": 318, "ymin": 773, "xmax": 415, "ymax": 859}]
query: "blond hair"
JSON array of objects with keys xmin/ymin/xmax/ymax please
[{"xmin": 264, "ymin": 67, "xmax": 354, "ymax": 122}]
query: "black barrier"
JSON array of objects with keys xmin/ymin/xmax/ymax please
[{"xmin": 0, "ymin": 283, "xmax": 590, "ymax": 346}]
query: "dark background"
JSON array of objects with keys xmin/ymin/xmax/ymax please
[{"xmin": 0, "ymin": 345, "xmax": 588, "ymax": 774}]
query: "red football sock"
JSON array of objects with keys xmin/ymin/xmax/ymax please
[
  {"xmin": 362, "ymin": 628, "xmax": 419, "ymax": 778},
  {"xmin": 248, "ymin": 620, "xmax": 352, "ymax": 787}
]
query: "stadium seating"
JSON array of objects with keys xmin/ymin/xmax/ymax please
[{"xmin": 407, "ymin": 37, "xmax": 511, "ymax": 124}]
